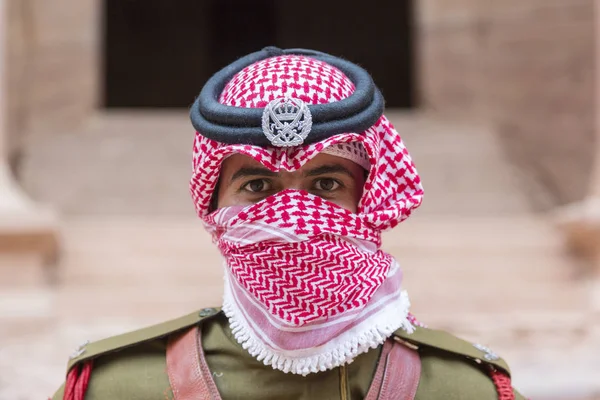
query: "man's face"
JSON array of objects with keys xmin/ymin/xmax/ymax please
[{"xmin": 216, "ymin": 153, "xmax": 366, "ymax": 213}]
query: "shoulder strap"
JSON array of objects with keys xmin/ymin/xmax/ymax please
[
  {"xmin": 67, "ymin": 307, "xmax": 221, "ymax": 372},
  {"xmin": 365, "ymin": 338, "xmax": 421, "ymax": 400},
  {"xmin": 166, "ymin": 326, "xmax": 222, "ymax": 400},
  {"xmin": 393, "ymin": 326, "xmax": 511, "ymax": 375}
]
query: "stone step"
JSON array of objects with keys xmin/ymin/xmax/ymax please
[
  {"xmin": 386, "ymin": 112, "xmax": 534, "ymax": 215},
  {"xmin": 385, "ymin": 214, "xmax": 564, "ymax": 249}
]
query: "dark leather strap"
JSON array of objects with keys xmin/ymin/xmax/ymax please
[
  {"xmin": 366, "ymin": 338, "xmax": 422, "ymax": 400},
  {"xmin": 167, "ymin": 328, "xmax": 421, "ymax": 400},
  {"xmin": 365, "ymin": 340, "xmax": 394, "ymax": 400},
  {"xmin": 166, "ymin": 326, "xmax": 222, "ymax": 400}
]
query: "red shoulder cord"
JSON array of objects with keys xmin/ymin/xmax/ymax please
[
  {"xmin": 62, "ymin": 361, "xmax": 93, "ymax": 400},
  {"xmin": 488, "ymin": 366, "xmax": 515, "ymax": 400}
]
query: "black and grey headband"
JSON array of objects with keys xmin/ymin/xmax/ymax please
[{"xmin": 189, "ymin": 47, "xmax": 385, "ymax": 148}]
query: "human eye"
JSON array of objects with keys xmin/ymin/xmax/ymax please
[
  {"xmin": 241, "ymin": 179, "xmax": 272, "ymax": 193},
  {"xmin": 313, "ymin": 178, "xmax": 341, "ymax": 192}
]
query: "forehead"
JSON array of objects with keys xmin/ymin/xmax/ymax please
[{"xmin": 220, "ymin": 153, "xmax": 363, "ymax": 180}]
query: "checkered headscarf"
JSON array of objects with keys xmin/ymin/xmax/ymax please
[
  {"xmin": 190, "ymin": 55, "xmax": 423, "ymax": 225},
  {"xmin": 190, "ymin": 54, "xmax": 424, "ymax": 375}
]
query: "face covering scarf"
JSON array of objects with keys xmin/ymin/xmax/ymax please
[{"xmin": 190, "ymin": 55, "xmax": 424, "ymax": 375}]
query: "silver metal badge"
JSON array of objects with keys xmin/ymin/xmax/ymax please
[
  {"xmin": 261, "ymin": 97, "xmax": 313, "ymax": 147},
  {"xmin": 69, "ymin": 340, "xmax": 90, "ymax": 360},
  {"xmin": 473, "ymin": 343, "xmax": 499, "ymax": 361}
]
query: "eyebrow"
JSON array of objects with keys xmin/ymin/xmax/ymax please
[
  {"xmin": 230, "ymin": 166, "xmax": 278, "ymax": 183},
  {"xmin": 304, "ymin": 164, "xmax": 354, "ymax": 178}
]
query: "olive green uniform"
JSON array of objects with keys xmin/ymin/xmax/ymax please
[{"xmin": 52, "ymin": 308, "xmax": 525, "ymax": 399}]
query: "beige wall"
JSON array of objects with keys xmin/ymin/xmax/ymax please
[
  {"xmin": 6, "ymin": 0, "xmax": 100, "ymax": 165},
  {"xmin": 419, "ymin": 0, "xmax": 595, "ymax": 209}
]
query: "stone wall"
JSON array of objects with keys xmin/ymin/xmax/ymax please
[
  {"xmin": 418, "ymin": 0, "xmax": 595, "ymax": 209},
  {"xmin": 6, "ymin": 0, "xmax": 100, "ymax": 168}
]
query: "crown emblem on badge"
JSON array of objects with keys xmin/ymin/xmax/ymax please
[{"xmin": 261, "ymin": 97, "xmax": 313, "ymax": 147}]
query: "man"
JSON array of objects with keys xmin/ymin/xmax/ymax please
[{"xmin": 52, "ymin": 47, "xmax": 525, "ymax": 399}]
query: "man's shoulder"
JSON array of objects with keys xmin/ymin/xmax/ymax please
[
  {"xmin": 65, "ymin": 307, "xmax": 221, "ymax": 372},
  {"xmin": 394, "ymin": 326, "xmax": 526, "ymax": 399},
  {"xmin": 53, "ymin": 335, "xmax": 173, "ymax": 400},
  {"xmin": 53, "ymin": 308, "xmax": 220, "ymax": 400},
  {"xmin": 51, "ymin": 308, "xmax": 222, "ymax": 400},
  {"xmin": 394, "ymin": 325, "xmax": 511, "ymax": 374}
]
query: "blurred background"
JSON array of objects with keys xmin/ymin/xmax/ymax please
[{"xmin": 0, "ymin": 0, "xmax": 599, "ymax": 398}]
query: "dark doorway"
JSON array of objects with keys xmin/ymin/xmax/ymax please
[{"xmin": 103, "ymin": 1, "xmax": 416, "ymax": 108}]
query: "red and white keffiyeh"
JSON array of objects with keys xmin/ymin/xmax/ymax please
[{"xmin": 190, "ymin": 55, "xmax": 424, "ymax": 375}]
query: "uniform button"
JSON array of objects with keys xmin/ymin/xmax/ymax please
[
  {"xmin": 199, "ymin": 308, "xmax": 217, "ymax": 317},
  {"xmin": 69, "ymin": 340, "xmax": 90, "ymax": 360},
  {"xmin": 473, "ymin": 343, "xmax": 499, "ymax": 361}
]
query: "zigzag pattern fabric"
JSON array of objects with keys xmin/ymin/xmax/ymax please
[
  {"xmin": 190, "ymin": 55, "xmax": 424, "ymax": 374},
  {"xmin": 208, "ymin": 191, "xmax": 394, "ymax": 326}
]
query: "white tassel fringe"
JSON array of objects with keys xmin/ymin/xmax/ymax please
[{"xmin": 222, "ymin": 290, "xmax": 414, "ymax": 376}]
